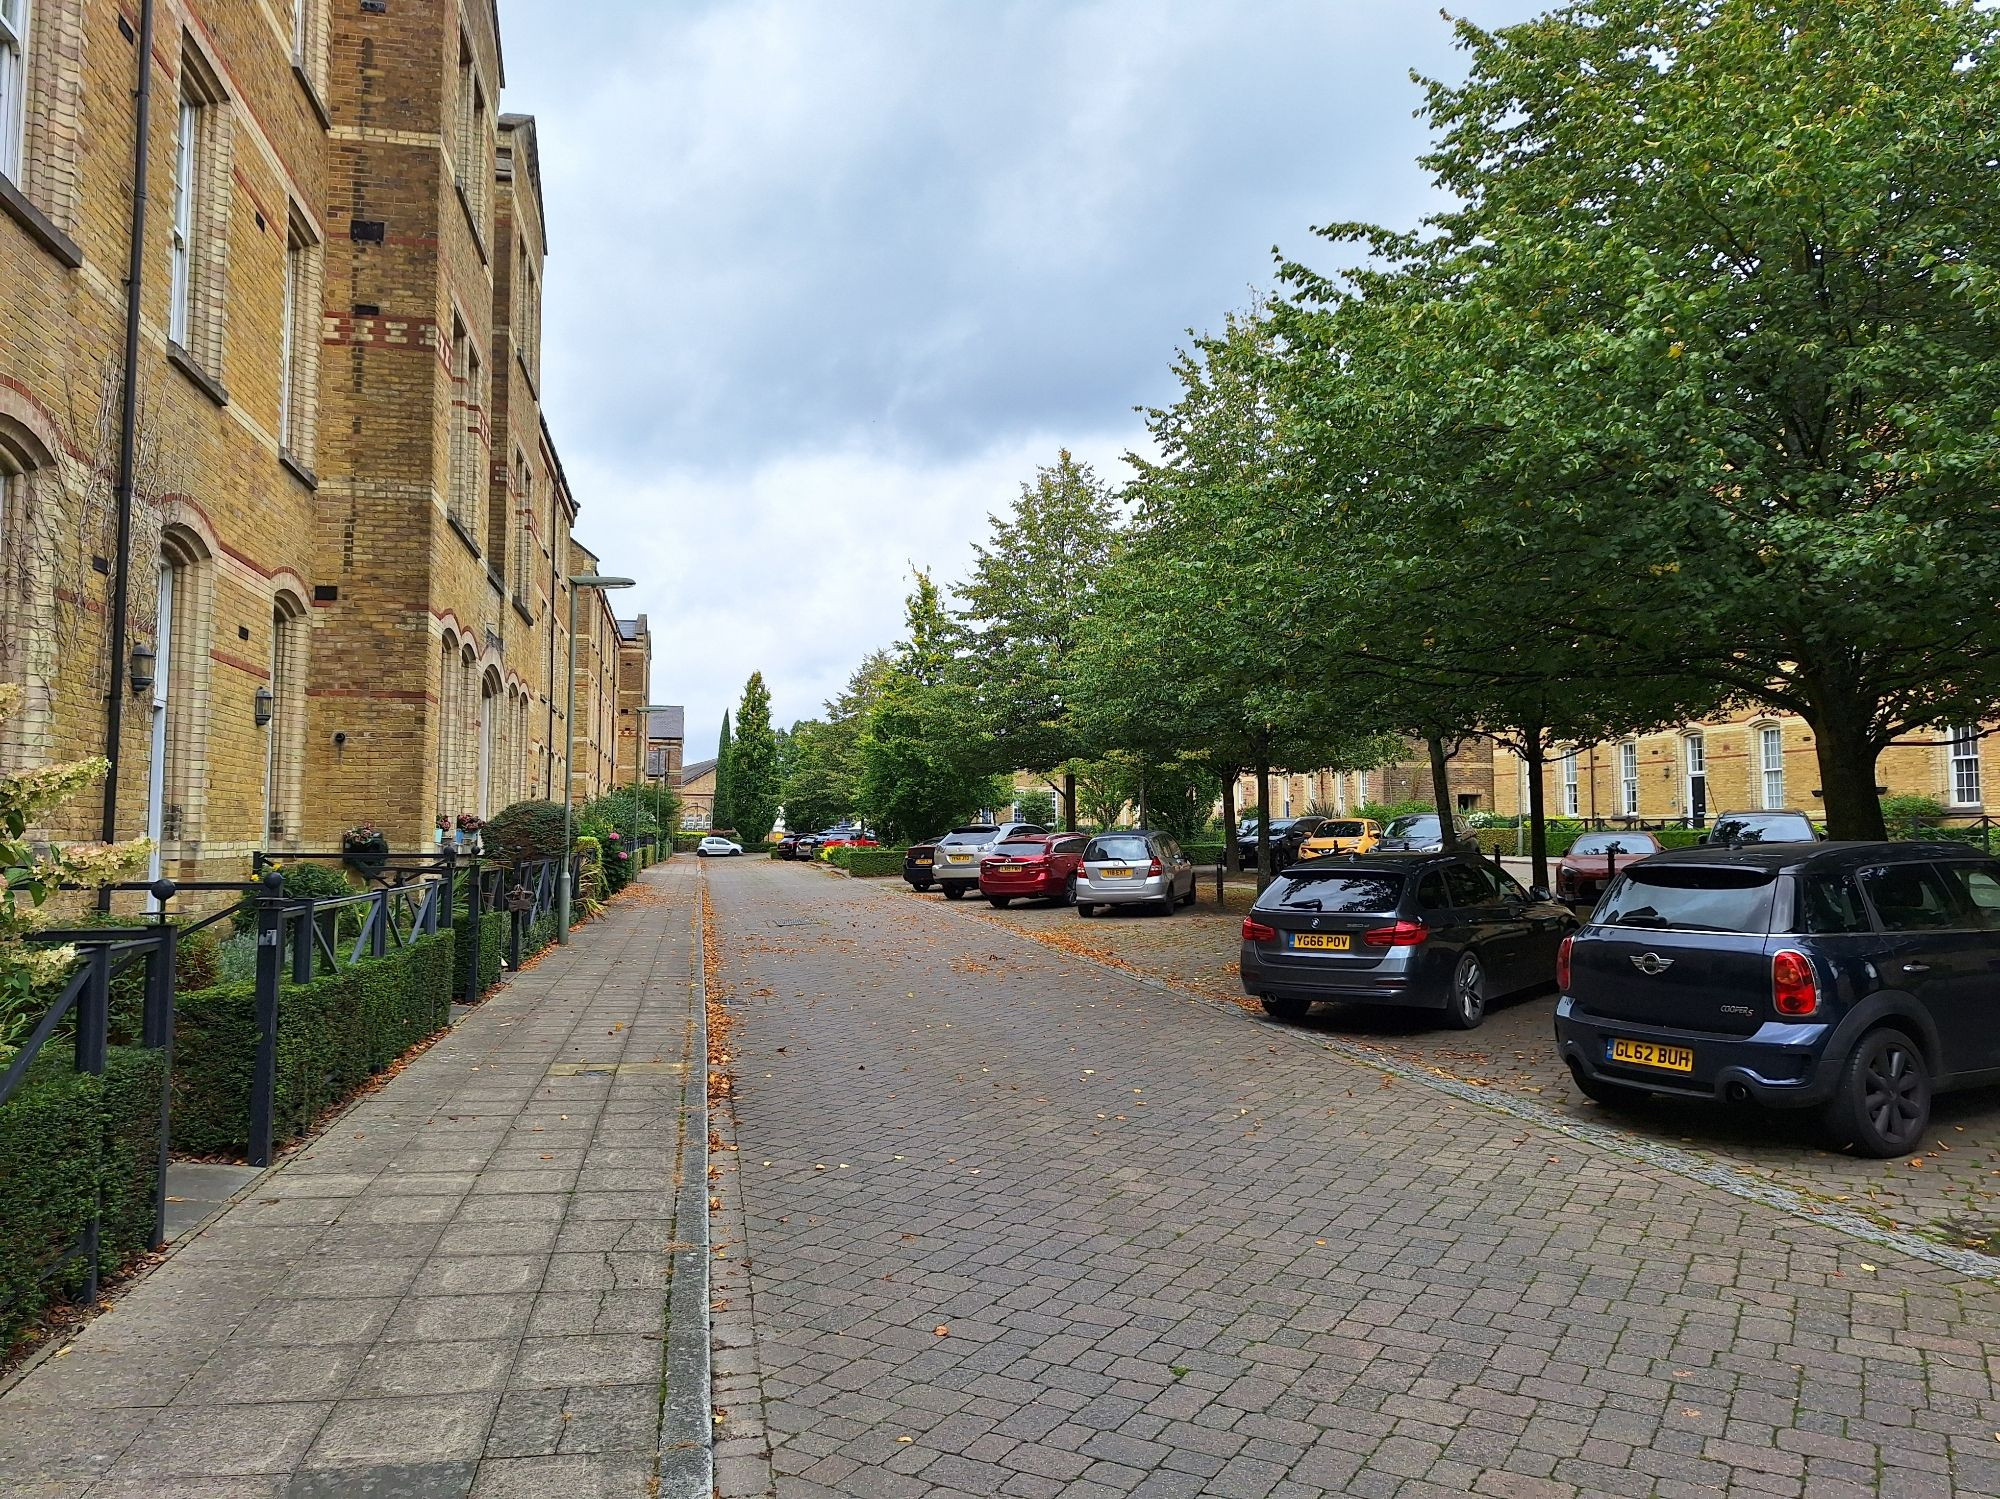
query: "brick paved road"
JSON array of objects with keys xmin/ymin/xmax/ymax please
[
  {"xmin": 0, "ymin": 861, "xmax": 702, "ymax": 1499},
  {"xmin": 711, "ymin": 858, "xmax": 2000, "ymax": 1498}
]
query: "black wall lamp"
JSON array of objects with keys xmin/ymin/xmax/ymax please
[
  {"xmin": 128, "ymin": 643, "xmax": 156, "ymax": 696},
  {"xmin": 253, "ymin": 687, "xmax": 274, "ymax": 727}
]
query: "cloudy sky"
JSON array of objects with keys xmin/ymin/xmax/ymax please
[{"xmin": 502, "ymin": 0, "xmax": 1537, "ymax": 761}]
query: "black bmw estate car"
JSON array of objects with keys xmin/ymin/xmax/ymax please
[{"xmin": 1556, "ymin": 841, "xmax": 2000, "ymax": 1156}]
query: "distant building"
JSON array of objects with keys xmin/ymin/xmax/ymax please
[{"xmin": 679, "ymin": 758, "xmax": 717, "ymax": 828}]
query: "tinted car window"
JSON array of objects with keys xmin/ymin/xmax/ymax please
[
  {"xmin": 1087, "ymin": 836, "xmax": 1151, "ymax": 861},
  {"xmin": 1256, "ymin": 872, "xmax": 1405, "ymax": 914},
  {"xmin": 1596, "ymin": 865, "xmax": 1777, "ymax": 933},
  {"xmin": 1799, "ymin": 874, "xmax": 1871, "ymax": 935},
  {"xmin": 1860, "ymin": 864, "xmax": 1960, "ymax": 932},
  {"xmin": 1490, "ymin": 865, "xmax": 1529, "ymax": 899},
  {"xmin": 940, "ymin": 831, "xmax": 996, "ymax": 847},
  {"xmin": 1443, "ymin": 865, "xmax": 1489, "ymax": 907},
  {"xmin": 1383, "ymin": 815, "xmax": 1440, "ymax": 841},
  {"xmin": 1949, "ymin": 864, "xmax": 2000, "ymax": 929},
  {"xmin": 993, "ymin": 840, "xmax": 1050, "ymax": 856},
  {"xmin": 1417, "ymin": 871, "xmax": 1449, "ymax": 910},
  {"xmin": 1570, "ymin": 833, "xmax": 1658, "ymax": 857},
  {"xmin": 1712, "ymin": 813, "xmax": 1816, "ymax": 844}
]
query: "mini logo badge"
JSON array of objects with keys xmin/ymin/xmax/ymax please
[{"xmin": 1631, "ymin": 952, "xmax": 1675, "ymax": 975}]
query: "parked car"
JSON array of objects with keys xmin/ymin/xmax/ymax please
[
  {"xmin": 1376, "ymin": 813, "xmax": 1474, "ymax": 853},
  {"xmin": 1076, "ymin": 831, "xmax": 1197, "ymax": 917},
  {"xmin": 933, "ymin": 823, "xmax": 1049, "ymax": 899},
  {"xmin": 1235, "ymin": 816, "xmax": 1325, "ymax": 869},
  {"xmin": 1298, "ymin": 818, "xmax": 1383, "ymax": 860},
  {"xmin": 979, "ymin": 833, "xmax": 1090, "ymax": 907},
  {"xmin": 697, "ymin": 836, "xmax": 744, "ymax": 857},
  {"xmin": 816, "ymin": 826, "xmax": 879, "ymax": 852},
  {"xmin": 1241, "ymin": 852, "xmax": 1575, "ymax": 1030},
  {"xmin": 774, "ymin": 833, "xmax": 804, "ymax": 860},
  {"xmin": 1556, "ymin": 830, "xmax": 1663, "ymax": 908},
  {"xmin": 903, "ymin": 841, "xmax": 938, "ymax": 892},
  {"xmin": 1556, "ymin": 841, "xmax": 2000, "ymax": 1155},
  {"xmin": 1700, "ymin": 810, "xmax": 1822, "ymax": 846},
  {"xmin": 792, "ymin": 834, "xmax": 823, "ymax": 859}
]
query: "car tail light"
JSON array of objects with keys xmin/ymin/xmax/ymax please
[
  {"xmin": 1242, "ymin": 918, "xmax": 1277, "ymax": 942},
  {"xmin": 1772, "ymin": 949, "xmax": 1817, "ymax": 1017},
  {"xmin": 1363, "ymin": 920, "xmax": 1428, "ymax": 948},
  {"xmin": 1148, "ymin": 858, "xmax": 1163, "ymax": 876},
  {"xmin": 1556, "ymin": 934, "xmax": 1573, "ymax": 990}
]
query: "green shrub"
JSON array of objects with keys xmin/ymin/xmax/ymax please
[
  {"xmin": 1882, "ymin": 795, "xmax": 1948, "ymax": 834},
  {"xmin": 482, "ymin": 800, "xmax": 570, "ymax": 864},
  {"xmin": 824, "ymin": 847, "xmax": 907, "ymax": 877},
  {"xmin": 233, "ymin": 862, "xmax": 353, "ymax": 935},
  {"xmin": 172, "ymin": 931, "xmax": 453, "ymax": 1156},
  {"xmin": 0, "ymin": 1046, "xmax": 164, "ymax": 1350},
  {"xmin": 1182, "ymin": 842, "xmax": 1225, "ymax": 867}
]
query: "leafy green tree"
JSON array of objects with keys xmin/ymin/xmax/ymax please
[
  {"xmin": 955, "ymin": 451, "xmax": 1122, "ymax": 828},
  {"xmin": 712, "ymin": 711, "xmax": 734, "ymax": 832},
  {"xmin": 778, "ymin": 720, "xmax": 849, "ymax": 835},
  {"xmin": 1014, "ymin": 788, "xmax": 1057, "ymax": 829},
  {"xmin": 860, "ymin": 573, "xmax": 1005, "ymax": 843},
  {"xmin": 731, "ymin": 672, "xmax": 779, "ymax": 842},
  {"xmin": 1278, "ymin": 0, "xmax": 2000, "ymax": 838}
]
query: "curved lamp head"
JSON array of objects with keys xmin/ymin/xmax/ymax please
[{"xmin": 567, "ymin": 573, "xmax": 635, "ymax": 590}]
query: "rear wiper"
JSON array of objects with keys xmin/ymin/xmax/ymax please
[
  {"xmin": 1615, "ymin": 914, "xmax": 1672, "ymax": 927},
  {"xmin": 1278, "ymin": 899, "xmax": 1323, "ymax": 911}
]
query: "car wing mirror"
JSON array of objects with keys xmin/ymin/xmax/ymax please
[{"xmin": 1527, "ymin": 885, "xmax": 1552, "ymax": 903}]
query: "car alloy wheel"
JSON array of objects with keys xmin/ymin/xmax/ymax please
[
  {"xmin": 1061, "ymin": 875, "xmax": 1077, "ymax": 907},
  {"xmin": 1824, "ymin": 1029, "xmax": 1931, "ymax": 1157},
  {"xmin": 1447, "ymin": 953, "xmax": 1486, "ymax": 1030},
  {"xmin": 1261, "ymin": 995, "xmax": 1311, "ymax": 1023}
]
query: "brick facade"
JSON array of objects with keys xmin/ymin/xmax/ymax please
[
  {"xmin": 1233, "ymin": 740, "xmax": 1499, "ymax": 820},
  {"xmin": 0, "ymin": 0, "xmax": 644, "ymax": 879}
]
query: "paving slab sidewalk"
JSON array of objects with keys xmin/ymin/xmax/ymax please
[{"xmin": 0, "ymin": 859, "xmax": 706, "ymax": 1499}]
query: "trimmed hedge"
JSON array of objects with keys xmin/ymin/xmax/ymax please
[
  {"xmin": 172, "ymin": 930, "xmax": 454, "ymax": 1156},
  {"xmin": 826, "ymin": 847, "xmax": 906, "ymax": 877},
  {"xmin": 1, "ymin": 1047, "xmax": 164, "ymax": 1349},
  {"xmin": 1182, "ymin": 842, "xmax": 1226, "ymax": 867},
  {"xmin": 1469, "ymin": 825, "xmax": 1710, "ymax": 858}
]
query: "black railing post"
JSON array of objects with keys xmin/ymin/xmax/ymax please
[
  {"xmin": 76, "ymin": 945, "xmax": 111, "ymax": 1077},
  {"xmin": 372, "ymin": 888, "xmax": 390, "ymax": 958},
  {"xmin": 509, "ymin": 883, "xmax": 525, "ymax": 972},
  {"xmin": 464, "ymin": 857, "xmax": 484, "ymax": 1005},
  {"xmin": 249, "ymin": 870, "xmax": 285, "ymax": 1168},
  {"xmin": 440, "ymin": 845, "xmax": 457, "ymax": 931},
  {"xmin": 144, "ymin": 921, "xmax": 178, "ymax": 1249},
  {"xmin": 291, "ymin": 901, "xmax": 315, "ymax": 986}
]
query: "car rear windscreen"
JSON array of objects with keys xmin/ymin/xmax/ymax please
[
  {"xmin": 1255, "ymin": 872, "xmax": 1405, "ymax": 914},
  {"xmin": 1088, "ymin": 836, "xmax": 1151, "ymax": 861},
  {"xmin": 1595, "ymin": 865, "xmax": 1777, "ymax": 933},
  {"xmin": 993, "ymin": 840, "xmax": 1048, "ymax": 856},
  {"xmin": 940, "ymin": 831, "xmax": 994, "ymax": 846}
]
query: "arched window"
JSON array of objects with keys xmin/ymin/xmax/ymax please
[
  {"xmin": 436, "ymin": 632, "xmax": 460, "ymax": 824},
  {"xmin": 0, "ymin": 415, "xmax": 55, "ymax": 768},
  {"xmin": 459, "ymin": 647, "xmax": 478, "ymax": 815},
  {"xmin": 478, "ymin": 668, "xmax": 501, "ymax": 816},
  {"xmin": 151, "ymin": 527, "xmax": 214, "ymax": 869},
  {"xmin": 266, "ymin": 593, "xmax": 308, "ymax": 844}
]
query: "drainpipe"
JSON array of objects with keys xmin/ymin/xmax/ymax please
[{"xmin": 102, "ymin": 0, "xmax": 157, "ymax": 864}]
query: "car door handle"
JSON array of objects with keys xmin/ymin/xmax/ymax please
[{"xmin": 1901, "ymin": 962, "xmax": 1931, "ymax": 975}]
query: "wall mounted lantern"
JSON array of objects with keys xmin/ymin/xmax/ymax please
[
  {"xmin": 254, "ymin": 687, "xmax": 274, "ymax": 727},
  {"xmin": 128, "ymin": 643, "xmax": 156, "ymax": 696}
]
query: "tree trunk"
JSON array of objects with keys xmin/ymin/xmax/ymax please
[
  {"xmin": 1425, "ymin": 733, "xmax": 1456, "ymax": 845},
  {"xmin": 1062, "ymin": 771, "xmax": 1077, "ymax": 832},
  {"xmin": 1220, "ymin": 769, "xmax": 1239, "ymax": 874},
  {"xmin": 1254, "ymin": 749, "xmax": 1273, "ymax": 890},
  {"xmin": 1807, "ymin": 708, "xmax": 1887, "ymax": 840},
  {"xmin": 1137, "ymin": 764, "xmax": 1149, "ymax": 829},
  {"xmin": 1522, "ymin": 723, "xmax": 1550, "ymax": 891}
]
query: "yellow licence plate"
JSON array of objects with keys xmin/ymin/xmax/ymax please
[
  {"xmin": 946, "ymin": 853, "xmax": 972, "ymax": 864},
  {"xmin": 1100, "ymin": 866, "xmax": 1133, "ymax": 878},
  {"xmin": 914, "ymin": 857, "xmax": 932, "ymax": 865},
  {"xmin": 1290, "ymin": 933, "xmax": 1351, "ymax": 951},
  {"xmin": 1609, "ymin": 1038, "xmax": 1694, "ymax": 1073}
]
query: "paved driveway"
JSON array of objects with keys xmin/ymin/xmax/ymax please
[{"xmin": 708, "ymin": 859, "xmax": 2000, "ymax": 1498}]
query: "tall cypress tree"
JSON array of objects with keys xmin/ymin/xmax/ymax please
[
  {"xmin": 731, "ymin": 672, "xmax": 780, "ymax": 843},
  {"xmin": 713, "ymin": 712, "xmax": 735, "ymax": 831}
]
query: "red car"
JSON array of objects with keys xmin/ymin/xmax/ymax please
[
  {"xmin": 978, "ymin": 833, "xmax": 1089, "ymax": 908},
  {"xmin": 1555, "ymin": 830, "xmax": 1663, "ymax": 907}
]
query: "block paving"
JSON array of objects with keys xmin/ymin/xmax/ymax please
[
  {"xmin": 0, "ymin": 861, "xmax": 700, "ymax": 1498},
  {"xmin": 711, "ymin": 858, "xmax": 2000, "ymax": 1498}
]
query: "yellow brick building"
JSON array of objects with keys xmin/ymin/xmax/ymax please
[{"xmin": 0, "ymin": 0, "xmax": 644, "ymax": 880}]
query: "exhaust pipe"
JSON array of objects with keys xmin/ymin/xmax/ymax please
[{"xmin": 1725, "ymin": 1082, "xmax": 1750, "ymax": 1104}]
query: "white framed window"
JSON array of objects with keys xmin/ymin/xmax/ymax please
[
  {"xmin": 1758, "ymin": 725, "xmax": 1786, "ymax": 808},
  {"xmin": 1561, "ymin": 751, "xmax": 1580, "ymax": 817},
  {"xmin": 1949, "ymin": 726, "xmax": 1983, "ymax": 807},
  {"xmin": 0, "ymin": 0, "xmax": 26, "ymax": 181},
  {"xmin": 1618, "ymin": 742, "xmax": 1639, "ymax": 817},
  {"xmin": 169, "ymin": 92, "xmax": 199, "ymax": 346}
]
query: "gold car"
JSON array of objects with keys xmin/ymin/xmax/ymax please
[{"xmin": 1297, "ymin": 818, "xmax": 1382, "ymax": 858}]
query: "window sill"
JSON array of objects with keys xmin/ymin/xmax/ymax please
[
  {"xmin": 487, "ymin": 564, "xmax": 507, "ymax": 594},
  {"xmin": 167, "ymin": 343, "xmax": 229, "ymax": 407},
  {"xmin": 453, "ymin": 178, "xmax": 489, "ymax": 266},
  {"xmin": 513, "ymin": 597, "xmax": 535, "ymax": 627},
  {"xmin": 292, "ymin": 60, "xmax": 331, "ymax": 130},
  {"xmin": 515, "ymin": 348, "xmax": 538, "ymax": 399},
  {"xmin": 446, "ymin": 511, "xmax": 483, "ymax": 559},
  {"xmin": 0, "ymin": 172, "xmax": 83, "ymax": 269},
  {"xmin": 279, "ymin": 448, "xmax": 318, "ymax": 490}
]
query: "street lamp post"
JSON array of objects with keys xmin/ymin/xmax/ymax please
[{"xmin": 559, "ymin": 573, "xmax": 635, "ymax": 943}]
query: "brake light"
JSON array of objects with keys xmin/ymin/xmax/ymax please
[
  {"xmin": 1242, "ymin": 918, "xmax": 1277, "ymax": 942},
  {"xmin": 1363, "ymin": 920, "xmax": 1429, "ymax": 948},
  {"xmin": 1148, "ymin": 858, "xmax": 1163, "ymax": 877},
  {"xmin": 1556, "ymin": 934, "xmax": 1573, "ymax": 990},
  {"xmin": 1772, "ymin": 949, "xmax": 1817, "ymax": 1017}
]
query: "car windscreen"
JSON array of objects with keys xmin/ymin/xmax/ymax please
[
  {"xmin": 1087, "ymin": 836, "xmax": 1152, "ymax": 861},
  {"xmin": 992, "ymin": 840, "xmax": 1049, "ymax": 856},
  {"xmin": 939, "ymin": 831, "xmax": 995, "ymax": 846},
  {"xmin": 1254, "ymin": 871, "xmax": 1406, "ymax": 914},
  {"xmin": 1595, "ymin": 865, "xmax": 1777, "ymax": 933},
  {"xmin": 1570, "ymin": 834, "xmax": 1656, "ymax": 857},
  {"xmin": 1712, "ymin": 815, "xmax": 1813, "ymax": 844},
  {"xmin": 1317, "ymin": 822, "xmax": 1365, "ymax": 838},
  {"xmin": 1382, "ymin": 816, "xmax": 1439, "ymax": 840}
]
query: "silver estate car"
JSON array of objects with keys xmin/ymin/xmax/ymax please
[
  {"xmin": 1076, "ymin": 831, "xmax": 1196, "ymax": 917},
  {"xmin": 933, "ymin": 822, "xmax": 1048, "ymax": 899}
]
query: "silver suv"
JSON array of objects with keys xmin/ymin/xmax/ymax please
[{"xmin": 934, "ymin": 823, "xmax": 1048, "ymax": 899}]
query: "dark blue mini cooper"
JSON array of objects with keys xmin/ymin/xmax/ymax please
[{"xmin": 1556, "ymin": 842, "xmax": 2000, "ymax": 1156}]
